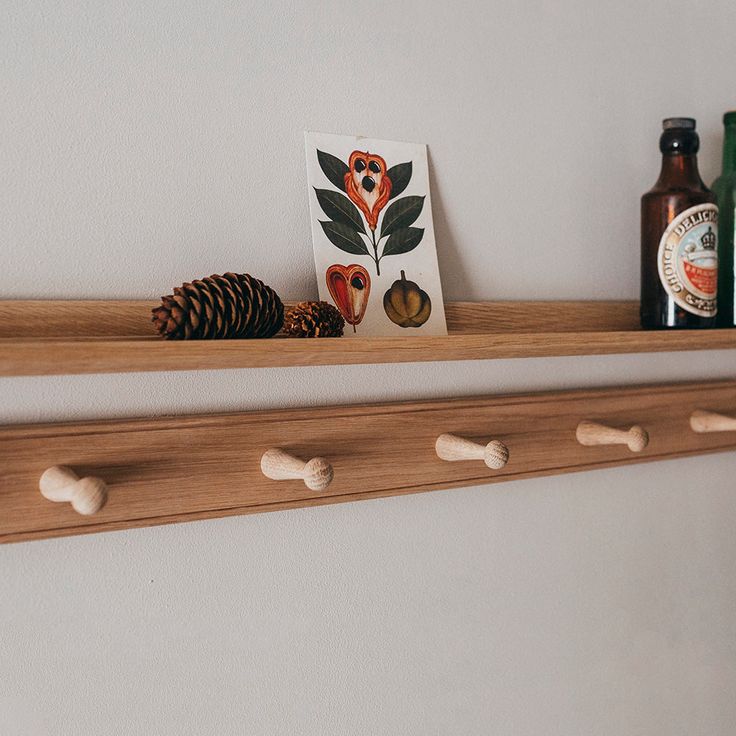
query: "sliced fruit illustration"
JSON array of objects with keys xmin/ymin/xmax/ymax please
[
  {"xmin": 344, "ymin": 151, "xmax": 392, "ymax": 231},
  {"xmin": 383, "ymin": 270, "xmax": 431, "ymax": 328},
  {"xmin": 326, "ymin": 264, "xmax": 371, "ymax": 333}
]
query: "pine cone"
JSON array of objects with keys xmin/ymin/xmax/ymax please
[
  {"xmin": 283, "ymin": 301, "xmax": 345, "ymax": 338},
  {"xmin": 152, "ymin": 272, "xmax": 284, "ymax": 339}
]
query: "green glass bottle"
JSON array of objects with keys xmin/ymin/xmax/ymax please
[{"xmin": 712, "ymin": 112, "xmax": 736, "ymax": 327}]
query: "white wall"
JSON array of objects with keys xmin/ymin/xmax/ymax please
[{"xmin": 2, "ymin": 1, "xmax": 736, "ymax": 734}]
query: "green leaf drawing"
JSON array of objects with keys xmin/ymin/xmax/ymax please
[
  {"xmin": 381, "ymin": 227, "xmax": 424, "ymax": 257},
  {"xmin": 380, "ymin": 196, "xmax": 424, "ymax": 238},
  {"xmin": 320, "ymin": 220, "xmax": 369, "ymax": 255},
  {"xmin": 314, "ymin": 188, "xmax": 366, "ymax": 234},
  {"xmin": 317, "ymin": 150, "xmax": 349, "ymax": 192},
  {"xmin": 386, "ymin": 161, "xmax": 412, "ymax": 199}
]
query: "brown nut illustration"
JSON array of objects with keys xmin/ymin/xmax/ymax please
[{"xmin": 383, "ymin": 270, "xmax": 432, "ymax": 328}]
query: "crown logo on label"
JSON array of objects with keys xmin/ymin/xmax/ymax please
[{"xmin": 701, "ymin": 226, "xmax": 716, "ymax": 250}]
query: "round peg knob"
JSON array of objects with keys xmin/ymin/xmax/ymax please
[
  {"xmin": 260, "ymin": 449, "xmax": 334, "ymax": 491},
  {"xmin": 576, "ymin": 421, "xmax": 648, "ymax": 453},
  {"xmin": 690, "ymin": 410, "xmax": 736, "ymax": 433},
  {"xmin": 435, "ymin": 433, "xmax": 509, "ymax": 470},
  {"xmin": 39, "ymin": 465, "xmax": 108, "ymax": 515}
]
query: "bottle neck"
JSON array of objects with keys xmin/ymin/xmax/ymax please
[
  {"xmin": 656, "ymin": 153, "xmax": 704, "ymax": 189},
  {"xmin": 722, "ymin": 125, "xmax": 736, "ymax": 175}
]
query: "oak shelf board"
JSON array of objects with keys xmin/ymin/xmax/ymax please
[{"xmin": 0, "ymin": 299, "xmax": 735, "ymax": 377}]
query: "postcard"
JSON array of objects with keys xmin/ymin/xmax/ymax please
[{"xmin": 305, "ymin": 131, "xmax": 447, "ymax": 336}]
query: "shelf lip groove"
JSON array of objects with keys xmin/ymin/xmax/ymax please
[{"xmin": 0, "ymin": 299, "xmax": 734, "ymax": 376}]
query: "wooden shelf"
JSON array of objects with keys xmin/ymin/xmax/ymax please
[
  {"xmin": 2, "ymin": 380, "xmax": 735, "ymax": 544},
  {"xmin": 1, "ymin": 300, "xmax": 735, "ymax": 377}
]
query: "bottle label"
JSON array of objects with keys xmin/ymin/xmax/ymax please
[{"xmin": 657, "ymin": 203, "xmax": 718, "ymax": 317}]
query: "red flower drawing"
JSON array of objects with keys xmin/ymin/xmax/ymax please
[{"xmin": 344, "ymin": 151, "xmax": 392, "ymax": 231}]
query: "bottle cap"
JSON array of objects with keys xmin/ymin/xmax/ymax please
[
  {"xmin": 724, "ymin": 111, "xmax": 736, "ymax": 126},
  {"xmin": 662, "ymin": 117, "xmax": 696, "ymax": 130},
  {"xmin": 659, "ymin": 119, "xmax": 699, "ymax": 155}
]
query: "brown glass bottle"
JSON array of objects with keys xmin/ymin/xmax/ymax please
[{"xmin": 641, "ymin": 118, "xmax": 718, "ymax": 329}]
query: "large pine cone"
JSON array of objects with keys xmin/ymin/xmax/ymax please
[
  {"xmin": 283, "ymin": 301, "xmax": 345, "ymax": 338},
  {"xmin": 152, "ymin": 273, "xmax": 284, "ymax": 339}
]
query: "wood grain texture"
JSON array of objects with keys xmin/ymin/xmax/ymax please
[
  {"xmin": 1, "ymin": 380, "xmax": 735, "ymax": 544},
  {"xmin": 1, "ymin": 300, "xmax": 734, "ymax": 376},
  {"xmin": 0, "ymin": 300, "xmax": 639, "ymax": 338}
]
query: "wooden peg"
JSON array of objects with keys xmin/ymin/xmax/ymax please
[
  {"xmin": 435, "ymin": 433, "xmax": 509, "ymax": 470},
  {"xmin": 39, "ymin": 465, "xmax": 108, "ymax": 515},
  {"xmin": 690, "ymin": 409, "xmax": 736, "ymax": 433},
  {"xmin": 260, "ymin": 449, "xmax": 333, "ymax": 491},
  {"xmin": 576, "ymin": 421, "xmax": 648, "ymax": 452}
]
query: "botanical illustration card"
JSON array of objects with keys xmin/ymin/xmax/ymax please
[{"xmin": 304, "ymin": 131, "xmax": 447, "ymax": 336}]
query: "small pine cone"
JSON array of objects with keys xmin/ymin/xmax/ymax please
[
  {"xmin": 152, "ymin": 272, "xmax": 284, "ymax": 339},
  {"xmin": 283, "ymin": 301, "xmax": 345, "ymax": 338}
]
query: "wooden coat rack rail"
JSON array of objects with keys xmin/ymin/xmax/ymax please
[{"xmin": 2, "ymin": 380, "xmax": 736, "ymax": 544}]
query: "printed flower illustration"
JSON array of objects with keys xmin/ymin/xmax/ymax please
[
  {"xmin": 344, "ymin": 151, "xmax": 392, "ymax": 231},
  {"xmin": 314, "ymin": 148, "xmax": 425, "ymax": 276}
]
